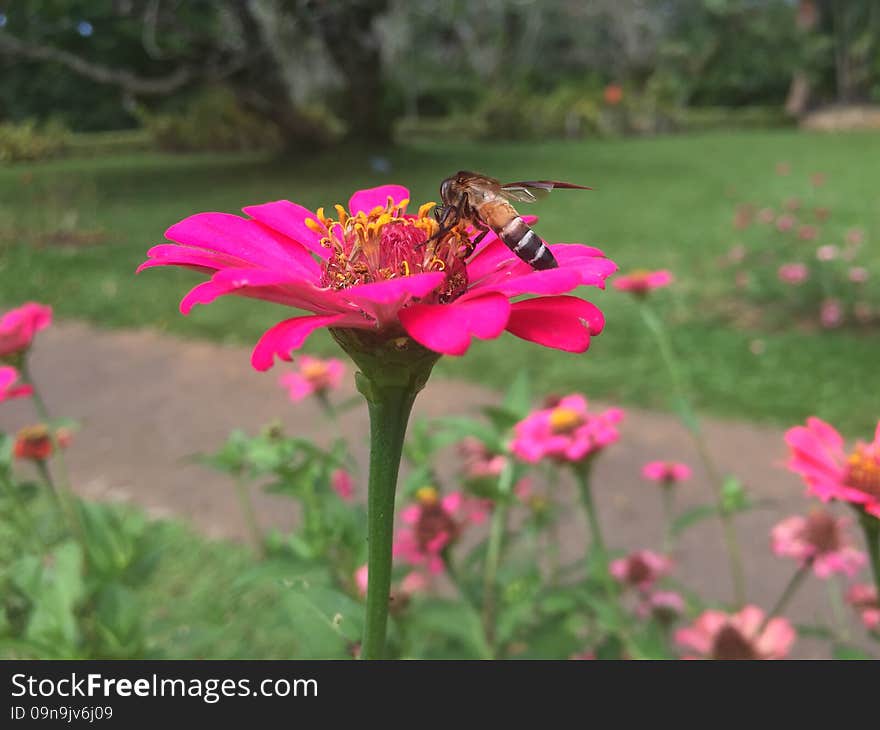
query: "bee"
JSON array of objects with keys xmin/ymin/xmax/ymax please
[{"xmin": 434, "ymin": 171, "xmax": 591, "ymax": 270}]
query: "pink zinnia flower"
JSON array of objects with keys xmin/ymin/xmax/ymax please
[
  {"xmin": 726, "ymin": 244, "xmax": 746, "ymax": 263},
  {"xmin": 0, "ymin": 302, "xmax": 52, "ymax": 360},
  {"xmin": 392, "ymin": 487, "xmax": 488, "ymax": 574},
  {"xmin": 675, "ymin": 605, "xmax": 796, "ymax": 660},
  {"xmin": 810, "ymin": 172, "xmax": 826, "ymax": 187},
  {"xmin": 642, "ymin": 461, "xmax": 692, "ymax": 485},
  {"xmin": 139, "ymin": 185, "xmax": 615, "ymax": 370},
  {"xmin": 279, "ymin": 355, "xmax": 344, "ymax": 401},
  {"xmin": 355, "ymin": 564, "xmax": 369, "ymax": 597},
  {"xmin": 819, "ymin": 298, "xmax": 843, "ymax": 328},
  {"xmin": 785, "ymin": 417, "xmax": 880, "ymax": 519},
  {"xmin": 13, "ymin": 425, "xmax": 72, "ymax": 461},
  {"xmin": 784, "ymin": 197, "xmax": 801, "ymax": 212},
  {"xmin": 458, "ymin": 437, "xmax": 507, "ymax": 480},
  {"xmin": 816, "ymin": 245, "xmax": 839, "ymax": 262},
  {"xmin": 777, "ymin": 263, "xmax": 808, "ymax": 285},
  {"xmin": 610, "ymin": 550, "xmax": 672, "ymax": 591},
  {"xmin": 797, "ymin": 225, "xmax": 818, "ymax": 241},
  {"xmin": 846, "ymin": 228, "xmax": 865, "ymax": 246},
  {"xmin": 331, "ymin": 468, "xmax": 354, "ymax": 501},
  {"xmin": 637, "ymin": 590, "xmax": 685, "ymax": 622},
  {"xmin": 775, "ymin": 162, "xmax": 791, "ymax": 176},
  {"xmin": 771, "ymin": 510, "xmax": 866, "ymax": 578},
  {"xmin": 848, "ymin": 267, "xmax": 869, "ymax": 284},
  {"xmin": 510, "ymin": 394, "xmax": 624, "ymax": 464},
  {"xmin": 775, "ymin": 215, "xmax": 795, "ymax": 232},
  {"xmin": 0, "ymin": 366, "xmax": 32, "ymax": 403},
  {"xmin": 612, "ymin": 269, "xmax": 673, "ymax": 296},
  {"xmin": 846, "ymin": 584, "xmax": 880, "ymax": 630}
]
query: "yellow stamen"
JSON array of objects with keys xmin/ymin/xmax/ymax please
[
  {"xmin": 549, "ymin": 407, "xmax": 583, "ymax": 433},
  {"xmin": 418, "ymin": 201, "xmax": 436, "ymax": 219},
  {"xmin": 401, "ymin": 260, "xmax": 411, "ymax": 276},
  {"xmin": 334, "ymin": 204, "xmax": 348, "ymax": 224},
  {"xmin": 416, "ymin": 486, "xmax": 439, "ymax": 505},
  {"xmin": 304, "ymin": 217, "xmax": 325, "ymax": 234}
]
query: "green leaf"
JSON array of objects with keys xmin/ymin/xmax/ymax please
[
  {"xmin": 403, "ymin": 599, "xmax": 491, "ymax": 659},
  {"xmin": 670, "ymin": 504, "xmax": 719, "ymax": 536}
]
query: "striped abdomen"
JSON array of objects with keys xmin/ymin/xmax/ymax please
[{"xmin": 496, "ymin": 216, "xmax": 558, "ymax": 270}]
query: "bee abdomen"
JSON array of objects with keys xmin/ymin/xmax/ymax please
[{"xmin": 499, "ymin": 217, "xmax": 558, "ymax": 270}]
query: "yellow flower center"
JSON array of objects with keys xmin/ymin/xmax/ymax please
[
  {"xmin": 846, "ymin": 446, "xmax": 880, "ymax": 499},
  {"xmin": 416, "ymin": 486, "xmax": 439, "ymax": 505},
  {"xmin": 17, "ymin": 424, "xmax": 50, "ymax": 443},
  {"xmin": 301, "ymin": 361, "xmax": 329, "ymax": 380},
  {"xmin": 549, "ymin": 407, "xmax": 583, "ymax": 434},
  {"xmin": 306, "ymin": 197, "xmax": 472, "ymax": 303}
]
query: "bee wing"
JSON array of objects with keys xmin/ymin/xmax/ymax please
[{"xmin": 501, "ymin": 180, "xmax": 593, "ymax": 203}]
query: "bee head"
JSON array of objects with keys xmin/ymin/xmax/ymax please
[{"xmin": 439, "ymin": 176, "xmax": 455, "ymax": 205}]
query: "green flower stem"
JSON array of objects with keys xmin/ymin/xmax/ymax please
[
  {"xmin": 481, "ymin": 467, "xmax": 513, "ymax": 654},
  {"xmin": 233, "ymin": 473, "xmax": 264, "ymax": 559},
  {"xmin": 827, "ymin": 576, "xmax": 850, "ymax": 643},
  {"xmin": 360, "ymin": 382, "xmax": 418, "ymax": 659},
  {"xmin": 859, "ymin": 512, "xmax": 880, "ymax": 601},
  {"xmin": 20, "ymin": 361, "xmax": 86, "ymax": 546},
  {"xmin": 760, "ymin": 560, "xmax": 811, "ymax": 632},
  {"xmin": 661, "ymin": 483, "xmax": 675, "ymax": 553},
  {"xmin": 331, "ymin": 329, "xmax": 439, "ymax": 660},
  {"xmin": 639, "ymin": 303, "xmax": 746, "ymax": 606}
]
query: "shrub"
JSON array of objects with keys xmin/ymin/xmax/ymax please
[{"xmin": 0, "ymin": 119, "xmax": 70, "ymax": 164}]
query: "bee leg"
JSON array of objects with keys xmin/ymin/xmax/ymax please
[{"xmin": 472, "ymin": 223, "xmax": 490, "ymax": 245}]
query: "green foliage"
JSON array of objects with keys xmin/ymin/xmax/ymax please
[
  {"xmin": 136, "ymin": 88, "xmax": 283, "ymax": 154},
  {"xmin": 0, "ymin": 119, "xmax": 70, "ymax": 163}
]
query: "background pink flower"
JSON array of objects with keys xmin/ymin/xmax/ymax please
[
  {"xmin": 610, "ymin": 550, "xmax": 672, "ymax": 591},
  {"xmin": 0, "ymin": 366, "xmax": 32, "ymax": 403},
  {"xmin": 637, "ymin": 591, "xmax": 685, "ymax": 621},
  {"xmin": 393, "ymin": 488, "xmax": 488, "ymax": 573},
  {"xmin": 510, "ymin": 394, "xmax": 624, "ymax": 464},
  {"xmin": 820, "ymin": 299, "xmax": 843, "ymax": 328},
  {"xmin": 771, "ymin": 511, "xmax": 866, "ymax": 578},
  {"xmin": 777, "ymin": 263, "xmax": 808, "ymax": 285},
  {"xmin": 846, "ymin": 584, "xmax": 880, "ymax": 630},
  {"xmin": 140, "ymin": 184, "xmax": 615, "ymax": 370},
  {"xmin": 642, "ymin": 461, "xmax": 692, "ymax": 485},
  {"xmin": 848, "ymin": 267, "xmax": 869, "ymax": 284},
  {"xmin": 280, "ymin": 355, "xmax": 344, "ymax": 401},
  {"xmin": 458, "ymin": 437, "xmax": 507, "ymax": 480},
  {"xmin": 675, "ymin": 605, "xmax": 796, "ymax": 659},
  {"xmin": 331, "ymin": 469, "xmax": 354, "ymax": 501},
  {"xmin": 612, "ymin": 269, "xmax": 673, "ymax": 295},
  {"xmin": 0, "ymin": 302, "xmax": 52, "ymax": 359},
  {"xmin": 785, "ymin": 417, "xmax": 880, "ymax": 519}
]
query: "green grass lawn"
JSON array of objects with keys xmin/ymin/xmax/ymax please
[{"xmin": 1, "ymin": 131, "xmax": 878, "ymax": 435}]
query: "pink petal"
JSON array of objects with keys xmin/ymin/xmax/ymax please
[
  {"xmin": 242, "ymin": 200, "xmax": 329, "ymax": 259},
  {"xmin": 506, "ymin": 296, "xmax": 604, "ymax": 352},
  {"xmin": 399, "ymin": 293, "xmax": 511, "ymax": 356},
  {"xmin": 342, "ymin": 272, "xmax": 446, "ymax": 325},
  {"xmin": 137, "ymin": 244, "xmax": 250, "ymax": 275},
  {"xmin": 348, "ymin": 185, "xmax": 410, "ymax": 215},
  {"xmin": 165, "ymin": 212, "xmax": 320, "ymax": 277},
  {"xmin": 251, "ymin": 314, "xmax": 347, "ymax": 371}
]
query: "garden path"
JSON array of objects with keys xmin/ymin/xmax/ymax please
[{"xmin": 0, "ymin": 321, "xmax": 865, "ymax": 656}]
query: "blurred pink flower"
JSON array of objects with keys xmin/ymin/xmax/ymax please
[
  {"xmin": 854, "ymin": 302, "xmax": 872, "ymax": 323},
  {"xmin": 785, "ymin": 417, "xmax": 880, "ymax": 519},
  {"xmin": 569, "ymin": 650, "xmax": 597, "ymax": 660},
  {"xmin": 393, "ymin": 488, "xmax": 488, "ymax": 573},
  {"xmin": 0, "ymin": 302, "xmax": 52, "ymax": 360},
  {"xmin": 771, "ymin": 510, "xmax": 866, "ymax": 578},
  {"xmin": 280, "ymin": 355, "xmax": 345, "ymax": 402},
  {"xmin": 726, "ymin": 244, "xmax": 746, "ymax": 263},
  {"xmin": 139, "ymin": 185, "xmax": 615, "ymax": 370},
  {"xmin": 797, "ymin": 225, "xmax": 818, "ymax": 241},
  {"xmin": 816, "ymin": 245, "xmax": 839, "ymax": 262},
  {"xmin": 458, "ymin": 437, "xmax": 507, "ymax": 480},
  {"xmin": 775, "ymin": 215, "xmax": 795, "ymax": 232},
  {"xmin": 331, "ymin": 468, "xmax": 354, "ymax": 501},
  {"xmin": 777, "ymin": 263, "xmax": 808, "ymax": 285},
  {"xmin": 820, "ymin": 298, "xmax": 843, "ymax": 328},
  {"xmin": 810, "ymin": 172, "xmax": 826, "ymax": 187},
  {"xmin": 676, "ymin": 605, "xmax": 795, "ymax": 660},
  {"xmin": 637, "ymin": 591, "xmax": 685, "ymax": 621},
  {"xmin": 775, "ymin": 162, "xmax": 791, "ymax": 176},
  {"xmin": 612, "ymin": 269, "xmax": 673, "ymax": 296},
  {"xmin": 610, "ymin": 550, "xmax": 672, "ymax": 591},
  {"xmin": 355, "ymin": 564, "xmax": 369, "ymax": 597},
  {"xmin": 846, "ymin": 584, "xmax": 880, "ymax": 630},
  {"xmin": 848, "ymin": 267, "xmax": 869, "ymax": 284},
  {"xmin": 641, "ymin": 461, "xmax": 692, "ymax": 485},
  {"xmin": 845, "ymin": 228, "xmax": 865, "ymax": 246},
  {"xmin": 757, "ymin": 208, "xmax": 776, "ymax": 224},
  {"xmin": 510, "ymin": 394, "xmax": 624, "ymax": 464},
  {"xmin": 784, "ymin": 197, "xmax": 801, "ymax": 212},
  {"xmin": 513, "ymin": 477, "xmax": 533, "ymax": 503},
  {"xmin": 813, "ymin": 207, "xmax": 830, "ymax": 222},
  {"xmin": 14, "ymin": 425, "xmax": 72, "ymax": 462},
  {"xmin": 732, "ymin": 204, "xmax": 754, "ymax": 229},
  {"xmin": 0, "ymin": 366, "xmax": 33, "ymax": 403}
]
